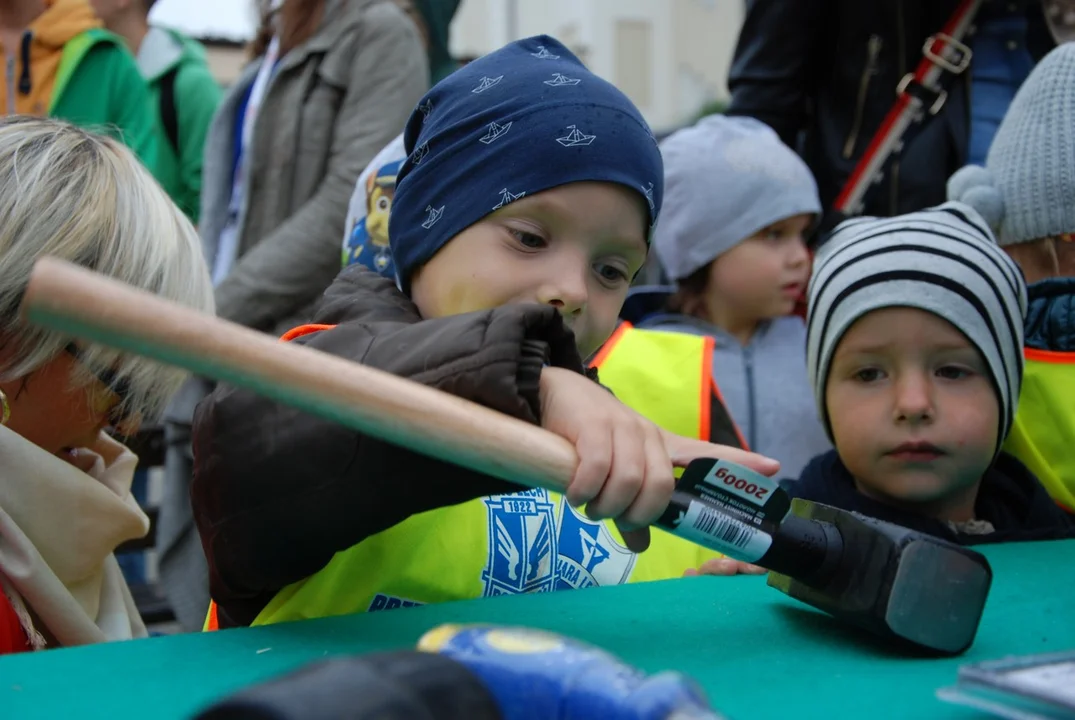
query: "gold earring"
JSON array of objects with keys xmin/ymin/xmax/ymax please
[{"xmin": 0, "ymin": 388, "xmax": 9, "ymax": 426}]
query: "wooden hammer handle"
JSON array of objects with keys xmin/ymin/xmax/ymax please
[{"xmin": 21, "ymin": 258, "xmax": 578, "ymax": 493}]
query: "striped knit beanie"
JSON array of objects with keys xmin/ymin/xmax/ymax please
[{"xmin": 806, "ymin": 202, "xmax": 1028, "ymax": 450}]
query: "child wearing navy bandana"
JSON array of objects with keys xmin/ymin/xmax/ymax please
[{"xmin": 191, "ymin": 36, "xmax": 777, "ymax": 630}]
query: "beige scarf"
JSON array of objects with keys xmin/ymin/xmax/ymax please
[{"xmin": 0, "ymin": 425, "xmax": 149, "ymax": 649}]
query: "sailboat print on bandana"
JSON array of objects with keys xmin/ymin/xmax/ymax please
[
  {"xmin": 417, "ymin": 99, "xmax": 434, "ymax": 118},
  {"xmin": 479, "ymin": 121, "xmax": 513, "ymax": 145},
  {"xmin": 411, "ymin": 142, "xmax": 430, "ymax": 165},
  {"xmin": 641, "ymin": 182, "xmax": 656, "ymax": 214},
  {"xmin": 531, "ymin": 46, "xmax": 560, "ymax": 60},
  {"xmin": 493, "ymin": 188, "xmax": 526, "ymax": 210},
  {"xmin": 472, "ymin": 75, "xmax": 504, "ymax": 93},
  {"xmin": 556, "ymin": 125, "xmax": 596, "ymax": 147},
  {"xmin": 544, "ymin": 72, "xmax": 581, "ymax": 87},
  {"xmin": 421, "ymin": 205, "xmax": 444, "ymax": 229}
]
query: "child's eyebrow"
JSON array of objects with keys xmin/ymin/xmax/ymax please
[
  {"xmin": 502, "ymin": 193, "xmax": 561, "ymax": 218},
  {"xmin": 607, "ymin": 233, "xmax": 649, "ymax": 256},
  {"xmin": 833, "ymin": 343, "xmax": 892, "ymax": 358},
  {"xmin": 503, "ymin": 195, "xmax": 649, "ymax": 255},
  {"xmin": 837, "ymin": 341, "xmax": 977, "ymax": 356}
]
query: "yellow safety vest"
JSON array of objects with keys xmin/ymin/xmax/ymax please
[
  {"xmin": 592, "ymin": 323, "xmax": 747, "ymax": 449},
  {"xmin": 242, "ymin": 324, "xmax": 734, "ymax": 627},
  {"xmin": 1003, "ymin": 348, "xmax": 1075, "ymax": 514}
]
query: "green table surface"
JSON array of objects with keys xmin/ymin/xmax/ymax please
[{"xmin": 1, "ymin": 540, "xmax": 1072, "ymax": 719}]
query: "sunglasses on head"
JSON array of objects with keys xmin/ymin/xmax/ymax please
[{"xmin": 64, "ymin": 342, "xmax": 133, "ymax": 428}]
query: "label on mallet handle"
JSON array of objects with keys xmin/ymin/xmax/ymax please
[{"xmin": 658, "ymin": 459, "xmax": 792, "ymax": 563}]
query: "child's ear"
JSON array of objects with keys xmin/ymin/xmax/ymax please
[{"xmin": 1003, "ymin": 238, "xmax": 1060, "ymax": 284}]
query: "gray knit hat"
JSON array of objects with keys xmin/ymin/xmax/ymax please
[
  {"xmin": 653, "ymin": 115, "xmax": 821, "ymax": 281},
  {"xmin": 806, "ymin": 202, "xmax": 1028, "ymax": 450},
  {"xmin": 948, "ymin": 43, "xmax": 1075, "ymax": 246}
]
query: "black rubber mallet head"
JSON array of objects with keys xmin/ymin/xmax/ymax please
[
  {"xmin": 657, "ymin": 460, "xmax": 993, "ymax": 656},
  {"xmin": 763, "ymin": 499, "xmax": 993, "ymax": 656}
]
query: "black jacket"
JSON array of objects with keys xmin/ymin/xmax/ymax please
[
  {"xmin": 726, "ymin": 0, "xmax": 1053, "ymax": 235},
  {"xmin": 787, "ymin": 450, "xmax": 1075, "ymax": 545},
  {"xmin": 191, "ymin": 266, "xmax": 586, "ymax": 627}
]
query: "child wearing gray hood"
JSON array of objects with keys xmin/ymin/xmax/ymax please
[{"xmin": 602, "ymin": 115, "xmax": 830, "ymax": 481}]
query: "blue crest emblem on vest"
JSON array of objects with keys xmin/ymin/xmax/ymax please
[
  {"xmin": 482, "ymin": 491, "xmax": 637, "ymax": 597},
  {"xmin": 554, "ymin": 499, "xmax": 636, "ymax": 590},
  {"xmin": 482, "ymin": 490, "xmax": 557, "ymax": 595}
]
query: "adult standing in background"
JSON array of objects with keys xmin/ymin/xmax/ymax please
[
  {"xmin": 726, "ymin": 0, "xmax": 1055, "ymax": 238},
  {"xmin": 90, "ymin": 0, "xmax": 222, "ymax": 223},
  {"xmin": 157, "ymin": 0, "xmax": 428, "ymax": 634},
  {"xmin": 0, "ymin": 0, "xmax": 168, "ymax": 186},
  {"xmin": 202, "ymin": 0, "xmax": 428, "ymax": 335},
  {"xmin": 393, "ymin": 0, "xmax": 460, "ymax": 84}
]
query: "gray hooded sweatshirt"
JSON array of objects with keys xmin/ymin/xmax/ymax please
[{"xmin": 637, "ymin": 312, "xmax": 831, "ymax": 481}]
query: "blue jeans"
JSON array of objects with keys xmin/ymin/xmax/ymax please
[{"xmin": 968, "ymin": 16, "xmax": 1035, "ymax": 165}]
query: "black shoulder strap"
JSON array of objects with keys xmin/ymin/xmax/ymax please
[{"xmin": 158, "ymin": 66, "xmax": 180, "ymax": 156}]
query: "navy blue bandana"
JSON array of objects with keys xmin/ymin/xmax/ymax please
[{"xmin": 390, "ymin": 35, "xmax": 664, "ymax": 292}]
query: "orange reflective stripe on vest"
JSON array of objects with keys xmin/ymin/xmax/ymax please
[
  {"xmin": 1025, "ymin": 347, "xmax": 1075, "ymax": 364},
  {"xmin": 588, "ymin": 321, "xmax": 632, "ymax": 367},
  {"xmin": 279, "ymin": 323, "xmax": 337, "ymax": 343},
  {"xmin": 205, "ymin": 601, "xmax": 219, "ymax": 631}
]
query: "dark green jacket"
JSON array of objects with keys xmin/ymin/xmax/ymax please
[{"xmin": 138, "ymin": 26, "xmax": 222, "ymax": 222}]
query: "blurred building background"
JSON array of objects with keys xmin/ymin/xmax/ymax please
[{"xmin": 149, "ymin": 0, "xmax": 744, "ymax": 132}]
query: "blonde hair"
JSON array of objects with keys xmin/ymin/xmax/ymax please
[{"xmin": 0, "ymin": 116, "xmax": 214, "ymax": 423}]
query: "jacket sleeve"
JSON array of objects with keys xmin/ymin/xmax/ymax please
[
  {"xmin": 725, "ymin": 0, "xmax": 828, "ymax": 147},
  {"xmin": 212, "ymin": 3, "xmax": 429, "ymax": 331},
  {"xmin": 191, "ymin": 274, "xmax": 582, "ymax": 626},
  {"xmin": 174, "ymin": 61, "xmax": 223, "ymax": 223}
]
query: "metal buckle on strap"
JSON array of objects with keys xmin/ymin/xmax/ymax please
[
  {"xmin": 923, "ymin": 32, "xmax": 972, "ymax": 74},
  {"xmin": 897, "ymin": 73, "xmax": 948, "ymax": 115}
]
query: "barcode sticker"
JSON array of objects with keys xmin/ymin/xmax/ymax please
[
  {"xmin": 672, "ymin": 499, "xmax": 772, "ymax": 563},
  {"xmin": 675, "ymin": 459, "xmax": 791, "ymax": 537}
]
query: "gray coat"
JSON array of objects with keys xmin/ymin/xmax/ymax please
[
  {"xmin": 200, "ymin": 0, "xmax": 429, "ymax": 335},
  {"xmin": 638, "ymin": 313, "xmax": 832, "ymax": 481}
]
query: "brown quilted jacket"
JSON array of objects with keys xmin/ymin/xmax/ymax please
[{"xmin": 191, "ymin": 265, "xmax": 585, "ymax": 627}]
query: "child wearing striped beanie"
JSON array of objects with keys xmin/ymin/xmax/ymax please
[{"xmin": 790, "ymin": 202, "xmax": 1074, "ymax": 544}]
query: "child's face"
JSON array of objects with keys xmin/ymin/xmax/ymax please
[
  {"xmin": 825, "ymin": 307, "xmax": 999, "ymax": 522},
  {"xmin": 410, "ymin": 181, "xmax": 649, "ymax": 358},
  {"xmin": 705, "ymin": 214, "xmax": 812, "ymax": 327}
]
